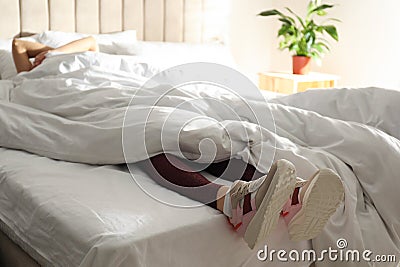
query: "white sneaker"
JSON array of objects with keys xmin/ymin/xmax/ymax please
[
  {"xmin": 226, "ymin": 159, "xmax": 297, "ymax": 249},
  {"xmin": 282, "ymin": 169, "xmax": 345, "ymax": 241}
]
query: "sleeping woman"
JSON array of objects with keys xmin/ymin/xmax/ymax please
[
  {"xmin": 11, "ymin": 36, "xmax": 345, "ymax": 249},
  {"xmin": 12, "ymin": 36, "xmax": 99, "ymax": 73}
]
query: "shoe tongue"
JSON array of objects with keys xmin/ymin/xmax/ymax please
[
  {"xmin": 242, "ymin": 194, "xmax": 252, "ymax": 215},
  {"xmin": 254, "ymin": 175, "xmax": 273, "ymax": 208},
  {"xmin": 222, "ymin": 191, "xmax": 233, "ymax": 218},
  {"xmin": 291, "ymin": 187, "xmax": 300, "ymax": 205}
]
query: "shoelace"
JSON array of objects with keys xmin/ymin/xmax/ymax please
[{"xmin": 236, "ymin": 183, "xmax": 250, "ymax": 198}]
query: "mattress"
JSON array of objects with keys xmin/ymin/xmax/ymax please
[
  {"xmin": 0, "ymin": 148, "xmax": 311, "ymax": 267},
  {"xmin": 0, "ymin": 221, "xmax": 40, "ymax": 266}
]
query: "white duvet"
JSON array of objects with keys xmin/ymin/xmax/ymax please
[{"xmin": 0, "ymin": 52, "xmax": 399, "ymax": 266}]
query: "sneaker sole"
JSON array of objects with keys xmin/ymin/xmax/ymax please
[
  {"xmin": 244, "ymin": 159, "xmax": 296, "ymax": 249},
  {"xmin": 288, "ymin": 169, "xmax": 344, "ymax": 241}
]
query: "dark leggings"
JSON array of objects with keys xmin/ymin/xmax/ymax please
[{"xmin": 139, "ymin": 153, "xmax": 264, "ymax": 209}]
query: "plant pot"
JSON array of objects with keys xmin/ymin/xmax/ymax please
[{"xmin": 292, "ymin": 56, "xmax": 311, "ymax": 75}]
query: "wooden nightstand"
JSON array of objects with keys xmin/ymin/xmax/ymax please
[{"xmin": 258, "ymin": 72, "xmax": 339, "ymax": 94}]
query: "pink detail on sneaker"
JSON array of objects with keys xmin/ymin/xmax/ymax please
[
  {"xmin": 236, "ymin": 210, "xmax": 256, "ymax": 236},
  {"xmin": 230, "ymin": 198, "xmax": 258, "ymax": 236},
  {"xmin": 229, "ymin": 203, "xmax": 244, "ymax": 228}
]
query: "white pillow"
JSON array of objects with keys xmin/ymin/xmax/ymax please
[
  {"xmin": 37, "ymin": 30, "xmax": 137, "ymax": 54},
  {"xmin": 114, "ymin": 41, "xmax": 236, "ymax": 69},
  {"xmin": 0, "ymin": 39, "xmax": 11, "ymax": 50},
  {"xmin": 0, "ymin": 35, "xmax": 39, "ymax": 51}
]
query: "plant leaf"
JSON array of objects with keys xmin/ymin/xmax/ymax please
[
  {"xmin": 315, "ymin": 42, "xmax": 331, "ymax": 51},
  {"xmin": 322, "ymin": 18, "xmax": 342, "ymax": 23},
  {"xmin": 315, "ymin": 25, "xmax": 325, "ymax": 33},
  {"xmin": 258, "ymin": 9, "xmax": 281, "ymax": 17},
  {"xmin": 278, "ymin": 25, "xmax": 290, "ymax": 36},
  {"xmin": 313, "ymin": 43, "xmax": 324, "ymax": 53},
  {"xmin": 309, "ymin": 4, "xmax": 334, "ymax": 15},
  {"xmin": 285, "ymin": 7, "xmax": 306, "ymax": 28},
  {"xmin": 307, "ymin": 0, "xmax": 317, "ymax": 13},
  {"xmin": 323, "ymin": 25, "xmax": 339, "ymax": 41},
  {"xmin": 278, "ymin": 18, "xmax": 293, "ymax": 26},
  {"xmin": 316, "ymin": 38, "xmax": 332, "ymax": 48}
]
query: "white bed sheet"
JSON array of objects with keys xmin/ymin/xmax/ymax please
[
  {"xmin": 0, "ymin": 80, "xmax": 11, "ymax": 101},
  {"xmin": 0, "ymin": 148, "xmax": 311, "ymax": 267}
]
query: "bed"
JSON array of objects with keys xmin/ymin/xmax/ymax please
[
  {"xmin": 1, "ymin": 1, "xmax": 400, "ymax": 267},
  {"xmin": 0, "ymin": 0, "xmax": 309, "ymax": 266}
]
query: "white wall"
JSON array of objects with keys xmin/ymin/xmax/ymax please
[
  {"xmin": 228, "ymin": 0, "xmax": 275, "ymax": 79},
  {"xmin": 229, "ymin": 0, "xmax": 400, "ymax": 89}
]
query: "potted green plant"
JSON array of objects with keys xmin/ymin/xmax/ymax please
[{"xmin": 259, "ymin": 0, "xmax": 339, "ymax": 74}]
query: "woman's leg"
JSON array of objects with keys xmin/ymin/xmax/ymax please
[
  {"xmin": 138, "ymin": 153, "xmax": 226, "ymax": 209},
  {"xmin": 139, "ymin": 154, "xmax": 304, "ymax": 212},
  {"xmin": 139, "ymin": 154, "xmax": 267, "ymax": 211},
  {"xmin": 139, "ymin": 154, "xmax": 292, "ymax": 224},
  {"xmin": 205, "ymin": 158, "xmax": 265, "ymax": 182}
]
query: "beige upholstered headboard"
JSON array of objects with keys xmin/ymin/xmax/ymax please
[{"xmin": 0, "ymin": 0, "xmax": 228, "ymax": 43}]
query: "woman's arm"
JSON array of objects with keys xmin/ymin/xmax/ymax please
[
  {"xmin": 12, "ymin": 36, "xmax": 99, "ymax": 73},
  {"xmin": 51, "ymin": 36, "xmax": 99, "ymax": 54},
  {"xmin": 33, "ymin": 36, "xmax": 99, "ymax": 69},
  {"xmin": 12, "ymin": 39, "xmax": 53, "ymax": 73}
]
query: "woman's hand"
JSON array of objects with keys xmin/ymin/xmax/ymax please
[{"xmin": 33, "ymin": 50, "xmax": 50, "ymax": 68}]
